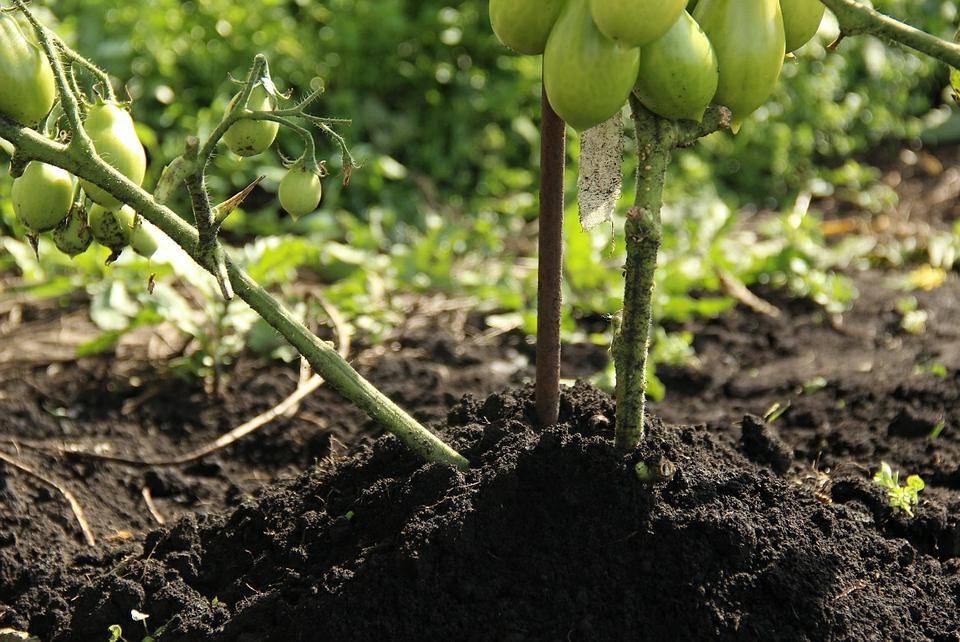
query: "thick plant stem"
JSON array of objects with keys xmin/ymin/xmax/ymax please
[
  {"xmin": 535, "ymin": 81, "xmax": 566, "ymax": 428},
  {"xmin": 613, "ymin": 107, "xmax": 672, "ymax": 451},
  {"xmin": 820, "ymin": 0, "xmax": 960, "ymax": 68},
  {"xmin": 0, "ymin": 118, "xmax": 469, "ymax": 470}
]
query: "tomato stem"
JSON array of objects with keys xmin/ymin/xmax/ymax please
[{"xmin": 613, "ymin": 100, "xmax": 731, "ymax": 450}]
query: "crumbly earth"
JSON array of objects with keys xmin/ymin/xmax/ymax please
[{"xmin": 2, "ymin": 272, "xmax": 960, "ymax": 640}]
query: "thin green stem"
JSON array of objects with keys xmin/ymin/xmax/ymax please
[
  {"xmin": 820, "ymin": 0, "xmax": 960, "ymax": 68},
  {"xmin": 0, "ymin": 116, "xmax": 469, "ymax": 470}
]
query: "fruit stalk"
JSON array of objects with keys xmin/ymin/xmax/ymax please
[{"xmin": 535, "ymin": 82, "xmax": 565, "ymax": 427}]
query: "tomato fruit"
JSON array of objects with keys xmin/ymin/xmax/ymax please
[
  {"xmin": 278, "ymin": 166, "xmax": 323, "ymax": 220},
  {"xmin": 590, "ymin": 0, "xmax": 686, "ymax": 48},
  {"xmin": 79, "ymin": 101, "xmax": 147, "ymax": 208},
  {"xmin": 489, "ymin": 0, "xmax": 565, "ymax": 55},
  {"xmin": 12, "ymin": 161, "xmax": 75, "ymax": 233},
  {"xmin": 0, "ymin": 12, "xmax": 56, "ymax": 125},
  {"xmin": 780, "ymin": 0, "xmax": 825, "ymax": 52},
  {"xmin": 53, "ymin": 208, "xmax": 93, "ymax": 257},
  {"xmin": 130, "ymin": 221, "xmax": 159, "ymax": 259},
  {"xmin": 88, "ymin": 203, "xmax": 135, "ymax": 252},
  {"xmin": 694, "ymin": 0, "xmax": 785, "ymax": 133},
  {"xmin": 544, "ymin": 0, "xmax": 640, "ymax": 131},
  {"xmin": 223, "ymin": 84, "xmax": 279, "ymax": 157},
  {"xmin": 634, "ymin": 11, "xmax": 718, "ymax": 122}
]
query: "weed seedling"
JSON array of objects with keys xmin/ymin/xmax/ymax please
[{"xmin": 873, "ymin": 462, "xmax": 925, "ymax": 517}]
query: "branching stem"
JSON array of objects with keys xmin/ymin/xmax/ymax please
[{"xmin": 820, "ymin": 0, "xmax": 960, "ymax": 68}]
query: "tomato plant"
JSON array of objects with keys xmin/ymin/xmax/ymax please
[
  {"xmin": 0, "ymin": 0, "xmax": 468, "ymax": 470},
  {"xmin": 489, "ymin": 0, "xmax": 960, "ymax": 449}
]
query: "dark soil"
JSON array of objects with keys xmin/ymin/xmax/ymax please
[{"xmin": 4, "ymin": 264, "xmax": 960, "ymax": 639}]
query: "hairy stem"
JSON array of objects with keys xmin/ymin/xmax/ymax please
[
  {"xmin": 613, "ymin": 102, "xmax": 731, "ymax": 450},
  {"xmin": 535, "ymin": 81, "xmax": 565, "ymax": 427},
  {"xmin": 613, "ymin": 106, "xmax": 671, "ymax": 451},
  {"xmin": 820, "ymin": 0, "xmax": 960, "ymax": 68},
  {"xmin": 0, "ymin": 117, "xmax": 469, "ymax": 470}
]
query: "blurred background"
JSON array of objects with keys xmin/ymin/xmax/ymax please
[{"xmin": 1, "ymin": 0, "xmax": 959, "ymax": 396}]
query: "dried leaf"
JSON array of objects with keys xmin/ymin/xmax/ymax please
[{"xmin": 577, "ymin": 111, "xmax": 624, "ymax": 231}]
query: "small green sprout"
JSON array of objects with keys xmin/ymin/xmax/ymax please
[{"xmin": 873, "ymin": 462, "xmax": 925, "ymax": 517}]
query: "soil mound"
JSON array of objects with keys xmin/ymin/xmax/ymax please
[{"xmin": 55, "ymin": 383, "xmax": 960, "ymax": 641}]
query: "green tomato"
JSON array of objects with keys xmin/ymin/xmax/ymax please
[
  {"xmin": 544, "ymin": 0, "xmax": 640, "ymax": 131},
  {"xmin": 694, "ymin": 0, "xmax": 785, "ymax": 133},
  {"xmin": 634, "ymin": 11, "xmax": 718, "ymax": 122},
  {"xmin": 12, "ymin": 161, "xmax": 75, "ymax": 233},
  {"xmin": 79, "ymin": 101, "xmax": 147, "ymax": 208},
  {"xmin": 0, "ymin": 12, "xmax": 55, "ymax": 125},
  {"xmin": 88, "ymin": 203, "xmax": 135, "ymax": 252},
  {"xmin": 278, "ymin": 166, "xmax": 323, "ymax": 220},
  {"xmin": 489, "ymin": 0, "xmax": 565, "ymax": 55},
  {"xmin": 53, "ymin": 208, "xmax": 93, "ymax": 257},
  {"xmin": 130, "ymin": 221, "xmax": 159, "ymax": 259},
  {"xmin": 223, "ymin": 84, "xmax": 279, "ymax": 157},
  {"xmin": 590, "ymin": 0, "xmax": 686, "ymax": 48},
  {"xmin": 780, "ymin": 0, "xmax": 825, "ymax": 53}
]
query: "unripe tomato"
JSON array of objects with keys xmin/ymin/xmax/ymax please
[
  {"xmin": 88, "ymin": 204, "xmax": 135, "ymax": 252},
  {"xmin": 12, "ymin": 161, "xmax": 75, "ymax": 233},
  {"xmin": 694, "ymin": 0, "xmax": 785, "ymax": 133},
  {"xmin": 489, "ymin": 0, "xmax": 565, "ymax": 55},
  {"xmin": 53, "ymin": 208, "xmax": 93, "ymax": 257},
  {"xmin": 278, "ymin": 166, "xmax": 323, "ymax": 220},
  {"xmin": 780, "ymin": 0, "xmax": 825, "ymax": 53},
  {"xmin": 79, "ymin": 101, "xmax": 147, "ymax": 208},
  {"xmin": 130, "ymin": 221, "xmax": 159, "ymax": 259},
  {"xmin": 223, "ymin": 84, "xmax": 279, "ymax": 157},
  {"xmin": 544, "ymin": 0, "xmax": 640, "ymax": 131},
  {"xmin": 0, "ymin": 12, "xmax": 55, "ymax": 125},
  {"xmin": 634, "ymin": 11, "xmax": 718, "ymax": 122},
  {"xmin": 590, "ymin": 0, "xmax": 686, "ymax": 48}
]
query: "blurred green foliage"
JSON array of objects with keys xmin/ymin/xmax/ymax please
[{"xmin": 1, "ymin": 0, "xmax": 957, "ymax": 391}]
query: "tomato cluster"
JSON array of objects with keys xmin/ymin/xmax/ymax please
[
  {"xmin": 2, "ymin": 10, "xmax": 326, "ymax": 263},
  {"xmin": 491, "ymin": 0, "xmax": 826, "ymax": 133}
]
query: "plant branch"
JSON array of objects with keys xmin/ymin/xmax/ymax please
[
  {"xmin": 0, "ymin": 115, "xmax": 469, "ymax": 470},
  {"xmin": 820, "ymin": 0, "xmax": 960, "ymax": 68}
]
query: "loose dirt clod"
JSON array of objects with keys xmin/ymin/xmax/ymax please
[{"xmin": 11, "ymin": 383, "xmax": 955, "ymax": 641}]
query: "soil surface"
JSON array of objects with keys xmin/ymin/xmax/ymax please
[
  {"xmin": 2, "ymin": 269, "xmax": 960, "ymax": 640},
  {"xmin": 4, "ymin": 143, "xmax": 960, "ymax": 640}
]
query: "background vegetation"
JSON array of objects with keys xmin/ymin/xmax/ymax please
[{"xmin": 1, "ymin": 0, "xmax": 958, "ymax": 391}]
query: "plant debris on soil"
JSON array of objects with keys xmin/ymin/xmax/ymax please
[{"xmin": 3, "ymin": 272, "xmax": 960, "ymax": 640}]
